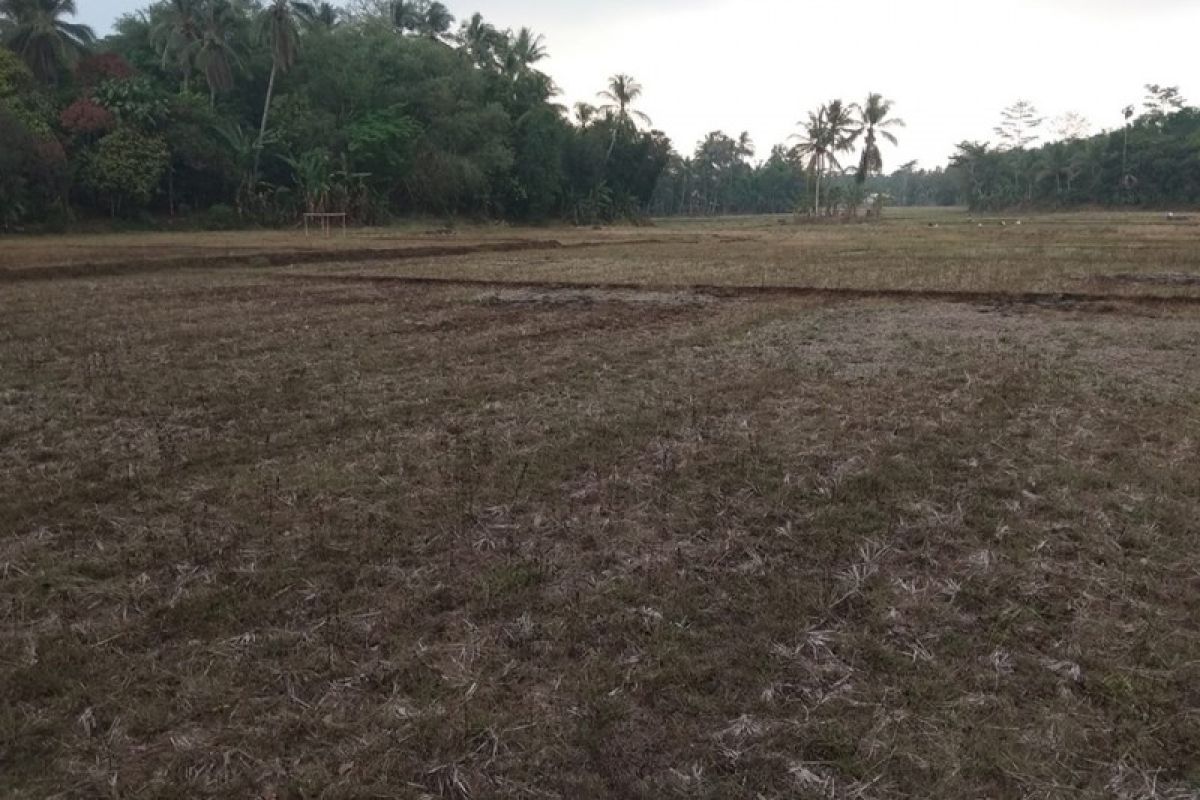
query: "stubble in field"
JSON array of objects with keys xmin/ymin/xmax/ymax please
[{"xmin": 2, "ymin": 215, "xmax": 1199, "ymax": 798}]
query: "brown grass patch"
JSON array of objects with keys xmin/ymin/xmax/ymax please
[{"xmin": 2, "ymin": 213, "xmax": 1200, "ymax": 797}]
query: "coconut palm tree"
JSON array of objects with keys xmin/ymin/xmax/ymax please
[
  {"xmin": 151, "ymin": 0, "xmax": 203, "ymax": 92},
  {"xmin": 598, "ymin": 73, "xmax": 650, "ymax": 128},
  {"xmin": 418, "ymin": 1, "xmax": 452, "ymax": 39},
  {"xmin": 194, "ymin": 0, "xmax": 241, "ymax": 106},
  {"xmin": 253, "ymin": 0, "xmax": 312, "ymax": 182},
  {"xmin": 500, "ymin": 26, "xmax": 545, "ymax": 76},
  {"xmin": 598, "ymin": 74, "xmax": 651, "ymax": 160},
  {"xmin": 735, "ymin": 131, "xmax": 754, "ymax": 161},
  {"xmin": 0, "ymin": 0, "xmax": 95, "ymax": 83},
  {"xmin": 573, "ymin": 101, "xmax": 596, "ymax": 128},
  {"xmin": 456, "ymin": 11, "xmax": 498, "ymax": 67},
  {"xmin": 299, "ymin": 2, "xmax": 338, "ymax": 30},
  {"xmin": 390, "ymin": 0, "xmax": 420, "ymax": 33},
  {"xmin": 598, "ymin": 74, "xmax": 652, "ymax": 160},
  {"xmin": 854, "ymin": 92, "xmax": 904, "ymax": 184},
  {"xmin": 791, "ymin": 109, "xmax": 831, "ymax": 213},
  {"xmin": 1121, "ymin": 103, "xmax": 1135, "ymax": 191},
  {"xmin": 791, "ymin": 99, "xmax": 858, "ymax": 214}
]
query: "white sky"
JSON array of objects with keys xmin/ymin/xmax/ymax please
[{"xmin": 82, "ymin": 0, "xmax": 1200, "ymax": 169}]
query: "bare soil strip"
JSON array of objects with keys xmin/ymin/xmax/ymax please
[
  {"xmin": 284, "ymin": 271, "xmax": 1200, "ymax": 310},
  {"xmin": 0, "ymin": 236, "xmax": 705, "ymax": 282}
]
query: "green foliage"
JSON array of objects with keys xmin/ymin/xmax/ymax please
[
  {"xmin": 951, "ymin": 101, "xmax": 1200, "ymax": 210},
  {"xmin": 268, "ymin": 92, "xmax": 336, "ymax": 156},
  {"xmin": 0, "ymin": 104, "xmax": 67, "ymax": 227},
  {"xmin": 345, "ymin": 104, "xmax": 420, "ymax": 191},
  {"xmin": 201, "ymin": 201, "xmax": 238, "ymax": 228},
  {"xmin": 3, "ymin": 0, "xmax": 1198, "ymax": 228},
  {"xmin": 0, "ymin": 45, "xmax": 54, "ymax": 135},
  {"xmin": 93, "ymin": 76, "xmax": 170, "ymax": 128},
  {"xmin": 0, "ymin": 114, "xmax": 36, "ymax": 226},
  {"xmin": 791, "ymin": 99, "xmax": 860, "ymax": 214},
  {"xmin": 164, "ymin": 92, "xmax": 236, "ymax": 208},
  {"xmin": 855, "ymin": 93, "xmax": 904, "ymax": 184},
  {"xmin": 83, "ymin": 126, "xmax": 169, "ymax": 213},
  {"xmin": 2, "ymin": 0, "xmax": 689, "ymax": 226},
  {"xmin": 279, "ymin": 147, "xmax": 331, "ymax": 211},
  {"xmin": 508, "ymin": 105, "xmax": 568, "ymax": 218},
  {"xmin": 994, "ymin": 100, "xmax": 1044, "ymax": 150},
  {"xmin": 0, "ymin": 0, "xmax": 95, "ymax": 83},
  {"xmin": 0, "ymin": 46, "xmax": 35, "ymax": 97}
]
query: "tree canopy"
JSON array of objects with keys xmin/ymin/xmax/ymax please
[
  {"xmin": 1, "ymin": 0, "xmax": 1196, "ymax": 230},
  {"xmin": 0, "ymin": 0, "xmax": 676, "ymax": 227}
]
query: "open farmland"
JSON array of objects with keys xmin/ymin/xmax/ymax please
[{"xmin": 2, "ymin": 211, "xmax": 1199, "ymax": 798}]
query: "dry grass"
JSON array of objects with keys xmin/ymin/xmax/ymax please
[
  {"xmin": 0, "ymin": 220, "xmax": 683, "ymax": 272},
  {"xmin": 297, "ymin": 210, "xmax": 1200, "ymax": 298},
  {"xmin": 2, "ymin": 212, "xmax": 1200, "ymax": 798}
]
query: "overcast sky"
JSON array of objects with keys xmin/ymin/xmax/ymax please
[{"xmin": 79, "ymin": 0, "xmax": 1199, "ymax": 169}]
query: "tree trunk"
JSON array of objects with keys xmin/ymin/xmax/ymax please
[
  {"xmin": 813, "ymin": 167, "xmax": 822, "ymax": 216},
  {"xmin": 253, "ymin": 61, "xmax": 278, "ymax": 187}
]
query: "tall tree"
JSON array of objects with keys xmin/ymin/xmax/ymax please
[
  {"xmin": 192, "ymin": 0, "xmax": 241, "ymax": 106},
  {"xmin": 735, "ymin": 131, "xmax": 754, "ymax": 161},
  {"xmin": 456, "ymin": 11, "xmax": 498, "ymax": 67},
  {"xmin": 573, "ymin": 101, "xmax": 596, "ymax": 128},
  {"xmin": 0, "ymin": 0, "xmax": 94, "ymax": 83},
  {"xmin": 598, "ymin": 73, "xmax": 650, "ymax": 128},
  {"xmin": 598, "ymin": 73, "xmax": 650, "ymax": 159},
  {"xmin": 151, "ymin": 0, "xmax": 202, "ymax": 92},
  {"xmin": 950, "ymin": 140, "xmax": 992, "ymax": 209},
  {"xmin": 853, "ymin": 92, "xmax": 903, "ymax": 184},
  {"xmin": 1142, "ymin": 84, "xmax": 1185, "ymax": 117},
  {"xmin": 390, "ymin": 0, "xmax": 420, "ymax": 33},
  {"xmin": 1120, "ymin": 103, "xmax": 1135, "ymax": 195},
  {"xmin": 300, "ymin": 2, "xmax": 339, "ymax": 30},
  {"xmin": 994, "ymin": 100, "xmax": 1043, "ymax": 149},
  {"xmin": 500, "ymin": 26, "xmax": 545, "ymax": 77},
  {"xmin": 1051, "ymin": 111, "xmax": 1090, "ymax": 141},
  {"xmin": 791, "ymin": 99, "xmax": 857, "ymax": 214},
  {"xmin": 418, "ymin": 1, "xmax": 452, "ymax": 39},
  {"xmin": 253, "ymin": 0, "xmax": 310, "ymax": 182}
]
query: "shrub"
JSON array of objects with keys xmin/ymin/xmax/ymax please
[
  {"xmin": 0, "ymin": 108, "xmax": 68, "ymax": 228},
  {"xmin": 82, "ymin": 127, "xmax": 169, "ymax": 215},
  {"xmin": 202, "ymin": 203, "xmax": 240, "ymax": 230},
  {"xmin": 0, "ymin": 48, "xmax": 34, "ymax": 99},
  {"xmin": 61, "ymin": 98, "xmax": 115, "ymax": 136},
  {"xmin": 74, "ymin": 53, "xmax": 136, "ymax": 88}
]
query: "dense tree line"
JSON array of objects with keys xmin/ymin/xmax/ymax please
[
  {"xmin": 0, "ymin": 0, "xmax": 671, "ymax": 228},
  {"xmin": 2, "ymin": 0, "xmax": 1196, "ymax": 229},
  {"xmin": 650, "ymin": 95, "xmax": 906, "ymax": 217},
  {"xmin": 951, "ymin": 88, "xmax": 1200, "ymax": 211}
]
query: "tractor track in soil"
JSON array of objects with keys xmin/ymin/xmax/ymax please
[
  {"xmin": 284, "ymin": 272, "xmax": 1200, "ymax": 312},
  {"xmin": 7, "ymin": 234, "xmax": 1200, "ymax": 312},
  {"xmin": 0, "ymin": 236, "xmax": 704, "ymax": 282}
]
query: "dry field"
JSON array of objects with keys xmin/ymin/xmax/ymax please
[{"xmin": 2, "ymin": 211, "xmax": 1199, "ymax": 798}]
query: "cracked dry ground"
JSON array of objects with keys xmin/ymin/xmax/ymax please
[{"xmin": 2, "ymin": 270, "xmax": 1199, "ymax": 798}]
